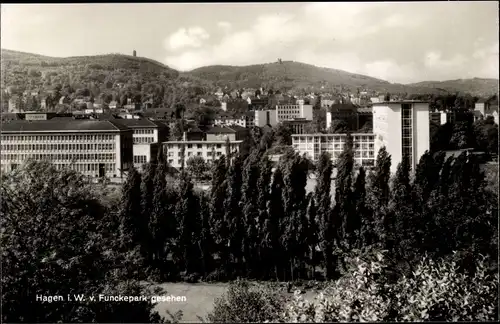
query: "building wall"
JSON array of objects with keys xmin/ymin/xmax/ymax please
[
  {"xmin": 165, "ymin": 140, "xmax": 243, "ymax": 168},
  {"xmin": 206, "ymin": 133, "xmax": 237, "ymax": 141},
  {"xmin": 254, "ymin": 110, "xmax": 267, "ymax": 127},
  {"xmin": 292, "ymin": 133, "xmax": 375, "ymax": 167},
  {"xmin": 373, "ymin": 102, "xmax": 430, "ymax": 173},
  {"xmin": 1, "ymin": 131, "xmax": 132, "ymax": 177},
  {"xmin": 414, "ymin": 102, "xmax": 430, "ymax": 170}
]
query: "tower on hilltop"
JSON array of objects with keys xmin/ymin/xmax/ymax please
[{"xmin": 133, "ymin": 50, "xmax": 137, "ymax": 57}]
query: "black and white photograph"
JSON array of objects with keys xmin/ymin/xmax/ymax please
[{"xmin": 1, "ymin": 2, "xmax": 498, "ymax": 323}]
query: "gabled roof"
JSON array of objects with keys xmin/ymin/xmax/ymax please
[{"xmin": 1, "ymin": 119, "xmax": 131, "ymax": 133}]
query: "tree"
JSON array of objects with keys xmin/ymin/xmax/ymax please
[
  {"xmin": 140, "ymin": 162, "xmax": 156, "ymax": 264},
  {"xmin": 209, "ymin": 156, "xmax": 230, "ymax": 277},
  {"xmin": 1, "ymin": 161, "xmax": 163, "ymax": 323},
  {"xmin": 314, "ymin": 152, "xmax": 336, "ymax": 279},
  {"xmin": 367, "ymin": 146, "xmax": 392, "ymax": 245},
  {"xmin": 175, "ymin": 171, "xmax": 201, "ymax": 275},
  {"xmin": 265, "ymin": 167, "xmax": 285, "ymax": 280},
  {"xmin": 186, "ymin": 155, "xmax": 208, "ymax": 181},
  {"xmin": 274, "ymin": 123, "xmax": 293, "ymax": 146},
  {"xmin": 328, "ymin": 119, "xmax": 349, "ymax": 134},
  {"xmin": 450, "ymin": 121, "xmax": 474, "ymax": 149},
  {"xmin": 119, "ymin": 167, "xmax": 143, "ymax": 251},
  {"xmin": 224, "ymin": 154, "xmax": 245, "ymax": 276},
  {"xmin": 353, "ymin": 167, "xmax": 372, "ymax": 248}
]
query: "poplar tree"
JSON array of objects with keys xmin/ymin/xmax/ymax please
[
  {"xmin": 224, "ymin": 154, "xmax": 245, "ymax": 276},
  {"xmin": 209, "ymin": 156, "xmax": 229, "ymax": 276},
  {"xmin": 140, "ymin": 162, "xmax": 156, "ymax": 263},
  {"xmin": 352, "ymin": 166, "xmax": 369, "ymax": 249},
  {"xmin": 306, "ymin": 193, "xmax": 319, "ymax": 279},
  {"xmin": 175, "ymin": 171, "xmax": 201, "ymax": 275},
  {"xmin": 150, "ymin": 147, "xmax": 169, "ymax": 268},
  {"xmin": 265, "ymin": 167, "xmax": 285, "ymax": 280},
  {"xmin": 367, "ymin": 146, "xmax": 392, "ymax": 244},
  {"xmin": 119, "ymin": 167, "xmax": 142, "ymax": 251}
]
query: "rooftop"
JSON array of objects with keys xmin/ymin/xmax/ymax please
[
  {"xmin": 371, "ymin": 100, "xmax": 430, "ymax": 105},
  {"xmin": 1, "ymin": 119, "xmax": 131, "ymax": 133},
  {"xmin": 113, "ymin": 118, "xmax": 168, "ymax": 129}
]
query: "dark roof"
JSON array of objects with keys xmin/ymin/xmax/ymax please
[
  {"xmin": 371, "ymin": 100, "xmax": 430, "ymax": 105},
  {"xmin": 1, "ymin": 119, "xmax": 130, "ymax": 133},
  {"xmin": 206, "ymin": 126, "xmax": 237, "ymax": 134},
  {"xmin": 357, "ymin": 107, "xmax": 372, "ymax": 114},
  {"xmin": 227, "ymin": 125, "xmax": 247, "ymax": 132},
  {"xmin": 113, "ymin": 118, "xmax": 167, "ymax": 129}
]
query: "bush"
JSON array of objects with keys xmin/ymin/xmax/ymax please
[
  {"xmin": 281, "ymin": 250, "xmax": 498, "ymax": 322},
  {"xmin": 1, "ymin": 161, "xmax": 164, "ymax": 323},
  {"xmin": 206, "ymin": 280, "xmax": 286, "ymax": 323}
]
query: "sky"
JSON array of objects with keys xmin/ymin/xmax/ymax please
[{"xmin": 1, "ymin": 2, "xmax": 499, "ymax": 84}]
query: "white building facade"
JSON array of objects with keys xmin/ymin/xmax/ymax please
[
  {"xmin": 372, "ymin": 101, "xmax": 430, "ymax": 173},
  {"xmin": 292, "ymin": 133, "xmax": 375, "ymax": 167},
  {"xmin": 0, "ymin": 120, "xmax": 134, "ymax": 178},
  {"xmin": 164, "ymin": 140, "xmax": 243, "ymax": 168}
]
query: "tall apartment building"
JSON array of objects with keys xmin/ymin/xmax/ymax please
[
  {"xmin": 372, "ymin": 101, "xmax": 430, "ymax": 173},
  {"xmin": 0, "ymin": 120, "xmax": 134, "ymax": 177},
  {"xmin": 113, "ymin": 119, "xmax": 169, "ymax": 170},
  {"xmin": 292, "ymin": 133, "xmax": 375, "ymax": 167}
]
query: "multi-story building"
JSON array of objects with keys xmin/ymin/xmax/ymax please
[
  {"xmin": 113, "ymin": 119, "xmax": 169, "ymax": 170},
  {"xmin": 326, "ymin": 103, "xmax": 358, "ymax": 130},
  {"xmin": 254, "ymin": 104, "xmax": 313, "ymax": 127},
  {"xmin": 372, "ymin": 101, "xmax": 430, "ymax": 173},
  {"xmin": 205, "ymin": 125, "xmax": 248, "ymax": 142},
  {"xmin": 214, "ymin": 111, "xmax": 255, "ymax": 128},
  {"xmin": 276, "ymin": 103, "xmax": 313, "ymax": 121},
  {"xmin": 164, "ymin": 136, "xmax": 243, "ymax": 169},
  {"xmin": 0, "ymin": 120, "xmax": 134, "ymax": 178},
  {"xmin": 292, "ymin": 133, "xmax": 375, "ymax": 167}
]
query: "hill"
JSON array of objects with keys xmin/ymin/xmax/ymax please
[
  {"xmin": 186, "ymin": 61, "xmax": 439, "ymax": 95},
  {"xmin": 1, "ymin": 49, "xmax": 213, "ymax": 111},
  {"xmin": 407, "ymin": 78, "xmax": 499, "ymax": 98},
  {"xmin": 186, "ymin": 61, "xmax": 498, "ymax": 97}
]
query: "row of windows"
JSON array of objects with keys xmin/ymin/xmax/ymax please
[
  {"xmin": 1, "ymin": 153, "xmax": 116, "ymax": 162},
  {"xmin": 2, "ymin": 134, "xmax": 115, "ymax": 142},
  {"xmin": 133, "ymin": 137, "xmax": 154, "ymax": 144},
  {"xmin": 133, "ymin": 155, "xmax": 148, "ymax": 164},
  {"xmin": 2, "ymin": 143, "xmax": 115, "ymax": 151},
  {"xmin": 134, "ymin": 129, "xmax": 154, "ymax": 135},
  {"xmin": 58, "ymin": 163, "xmax": 116, "ymax": 172},
  {"xmin": 294, "ymin": 143, "xmax": 374, "ymax": 151},
  {"xmin": 166, "ymin": 143, "xmax": 225, "ymax": 149},
  {"xmin": 293, "ymin": 136, "xmax": 374, "ymax": 143}
]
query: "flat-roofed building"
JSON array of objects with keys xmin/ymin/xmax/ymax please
[
  {"xmin": 372, "ymin": 101, "xmax": 430, "ymax": 173},
  {"xmin": 1, "ymin": 119, "xmax": 133, "ymax": 178},
  {"xmin": 164, "ymin": 139, "xmax": 243, "ymax": 168},
  {"xmin": 282, "ymin": 118, "xmax": 313, "ymax": 134},
  {"xmin": 292, "ymin": 133, "xmax": 375, "ymax": 168},
  {"xmin": 113, "ymin": 119, "xmax": 169, "ymax": 170}
]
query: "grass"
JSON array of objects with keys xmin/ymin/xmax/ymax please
[{"xmin": 152, "ymin": 281, "xmax": 321, "ymax": 322}]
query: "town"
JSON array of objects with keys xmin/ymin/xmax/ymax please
[{"xmin": 1, "ymin": 2, "xmax": 499, "ymax": 324}]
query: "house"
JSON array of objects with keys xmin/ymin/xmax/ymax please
[
  {"xmin": 206, "ymin": 125, "xmax": 249, "ymax": 142},
  {"xmin": 108, "ymin": 100, "xmax": 118, "ymax": 109},
  {"xmin": 199, "ymin": 98, "xmax": 207, "ymax": 105},
  {"xmin": 475, "ymin": 95, "xmax": 499, "ymax": 123}
]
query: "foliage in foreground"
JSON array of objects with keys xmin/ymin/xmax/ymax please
[
  {"xmin": 281, "ymin": 249, "xmax": 498, "ymax": 322},
  {"xmin": 204, "ymin": 280, "xmax": 286, "ymax": 323},
  {"xmin": 1, "ymin": 161, "xmax": 163, "ymax": 323}
]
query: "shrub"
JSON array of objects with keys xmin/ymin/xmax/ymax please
[
  {"xmin": 206, "ymin": 280, "xmax": 286, "ymax": 323},
  {"xmin": 281, "ymin": 250, "xmax": 499, "ymax": 322}
]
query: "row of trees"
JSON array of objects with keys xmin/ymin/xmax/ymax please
[
  {"xmin": 119, "ymin": 133, "xmax": 497, "ymax": 282},
  {"xmin": 431, "ymin": 116, "xmax": 499, "ymax": 154}
]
